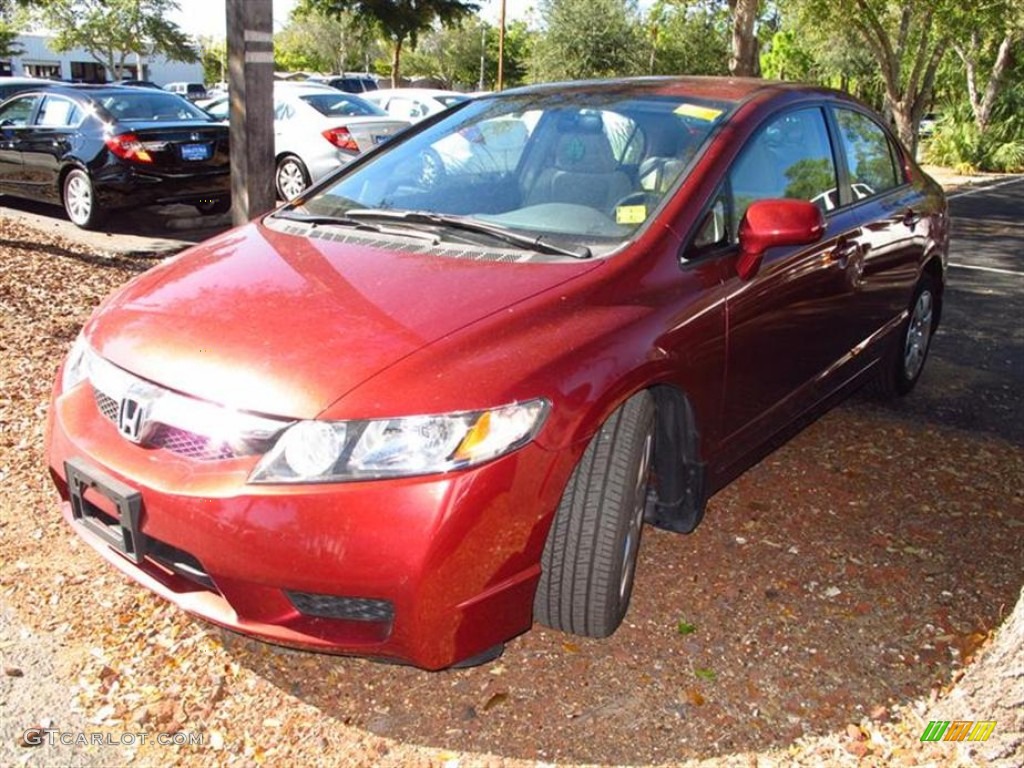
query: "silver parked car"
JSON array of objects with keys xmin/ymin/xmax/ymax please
[{"xmin": 203, "ymin": 82, "xmax": 410, "ymax": 200}]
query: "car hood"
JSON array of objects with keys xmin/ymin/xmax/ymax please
[{"xmin": 86, "ymin": 221, "xmax": 601, "ymax": 419}]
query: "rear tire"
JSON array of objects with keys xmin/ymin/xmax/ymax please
[
  {"xmin": 534, "ymin": 391, "xmax": 655, "ymax": 637},
  {"xmin": 63, "ymin": 169, "xmax": 104, "ymax": 229},
  {"xmin": 869, "ymin": 273, "xmax": 938, "ymax": 398},
  {"xmin": 275, "ymin": 155, "xmax": 310, "ymax": 201}
]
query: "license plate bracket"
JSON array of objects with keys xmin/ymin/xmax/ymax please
[
  {"xmin": 65, "ymin": 458, "xmax": 145, "ymax": 564},
  {"xmin": 180, "ymin": 142, "xmax": 211, "ymax": 161}
]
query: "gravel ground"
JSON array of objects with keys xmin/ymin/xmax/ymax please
[{"xmin": 1, "ymin": 204, "xmax": 1021, "ymax": 768}]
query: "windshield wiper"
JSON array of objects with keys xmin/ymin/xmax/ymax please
[
  {"xmin": 346, "ymin": 209, "xmax": 593, "ymax": 260},
  {"xmin": 272, "ymin": 210, "xmax": 440, "ymax": 243}
]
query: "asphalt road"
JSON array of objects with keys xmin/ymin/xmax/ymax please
[{"xmin": 858, "ymin": 177, "xmax": 1024, "ymax": 447}]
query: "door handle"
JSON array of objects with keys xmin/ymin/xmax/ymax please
[
  {"xmin": 830, "ymin": 241, "xmax": 860, "ymax": 269},
  {"xmin": 902, "ymin": 208, "xmax": 920, "ymax": 228}
]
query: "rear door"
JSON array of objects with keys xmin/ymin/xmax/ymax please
[
  {"xmin": 20, "ymin": 94, "xmax": 84, "ymax": 199},
  {"xmin": 0, "ymin": 94, "xmax": 40, "ymax": 192},
  {"xmin": 826, "ymin": 106, "xmax": 926, "ymax": 349}
]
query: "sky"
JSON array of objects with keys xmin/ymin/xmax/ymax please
[{"xmin": 168, "ymin": 0, "xmax": 540, "ymax": 40}]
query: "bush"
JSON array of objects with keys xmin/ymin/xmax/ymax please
[{"xmin": 923, "ymin": 84, "xmax": 1024, "ymax": 173}]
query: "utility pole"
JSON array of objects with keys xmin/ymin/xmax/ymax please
[
  {"xmin": 478, "ymin": 23, "xmax": 486, "ymax": 91},
  {"xmin": 497, "ymin": 0, "xmax": 506, "ymax": 91},
  {"xmin": 226, "ymin": 0, "xmax": 275, "ymax": 225}
]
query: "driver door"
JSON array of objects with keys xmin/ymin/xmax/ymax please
[{"xmin": 708, "ymin": 107, "xmax": 865, "ymax": 467}]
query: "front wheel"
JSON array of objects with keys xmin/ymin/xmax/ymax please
[
  {"xmin": 534, "ymin": 391, "xmax": 655, "ymax": 638},
  {"xmin": 63, "ymin": 169, "xmax": 104, "ymax": 229},
  {"xmin": 870, "ymin": 273, "xmax": 939, "ymax": 398}
]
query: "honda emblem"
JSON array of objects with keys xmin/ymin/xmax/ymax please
[{"xmin": 117, "ymin": 396, "xmax": 146, "ymax": 443}]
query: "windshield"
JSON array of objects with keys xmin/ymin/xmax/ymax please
[
  {"xmin": 301, "ymin": 93, "xmax": 387, "ymax": 117},
  {"xmin": 292, "ymin": 87, "xmax": 733, "ymax": 248}
]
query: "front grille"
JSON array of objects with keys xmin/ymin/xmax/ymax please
[
  {"xmin": 149, "ymin": 424, "xmax": 236, "ymax": 462},
  {"xmin": 94, "ymin": 390, "xmax": 242, "ymax": 461},
  {"xmin": 287, "ymin": 591, "xmax": 395, "ymax": 623},
  {"xmin": 96, "ymin": 391, "xmax": 119, "ymax": 421},
  {"xmin": 86, "ymin": 354, "xmax": 288, "ymax": 462}
]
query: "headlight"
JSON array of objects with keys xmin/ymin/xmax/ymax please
[
  {"xmin": 249, "ymin": 399, "xmax": 549, "ymax": 483},
  {"xmin": 60, "ymin": 334, "xmax": 91, "ymax": 393}
]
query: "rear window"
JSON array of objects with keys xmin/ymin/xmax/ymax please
[
  {"xmin": 300, "ymin": 93, "xmax": 387, "ymax": 117},
  {"xmin": 99, "ymin": 92, "xmax": 212, "ymax": 122}
]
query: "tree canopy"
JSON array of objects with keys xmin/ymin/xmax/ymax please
[
  {"xmin": 299, "ymin": 0, "xmax": 479, "ymax": 86},
  {"xmin": 532, "ymin": 0, "xmax": 645, "ymax": 81}
]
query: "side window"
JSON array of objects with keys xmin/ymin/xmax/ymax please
[
  {"xmin": 835, "ymin": 108, "xmax": 901, "ymax": 200},
  {"xmin": 729, "ymin": 107, "xmax": 837, "ymax": 230},
  {"xmin": 389, "ymin": 97, "xmax": 420, "ymax": 121},
  {"xmin": 0, "ymin": 95, "xmax": 38, "ymax": 127},
  {"xmin": 38, "ymin": 96, "xmax": 82, "ymax": 127}
]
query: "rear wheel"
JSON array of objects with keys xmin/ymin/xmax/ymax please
[
  {"xmin": 63, "ymin": 169, "xmax": 104, "ymax": 229},
  {"xmin": 870, "ymin": 273, "xmax": 938, "ymax": 398},
  {"xmin": 534, "ymin": 391, "xmax": 655, "ymax": 637},
  {"xmin": 275, "ymin": 155, "xmax": 310, "ymax": 201}
]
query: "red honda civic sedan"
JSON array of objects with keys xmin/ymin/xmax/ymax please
[{"xmin": 46, "ymin": 77, "xmax": 948, "ymax": 669}]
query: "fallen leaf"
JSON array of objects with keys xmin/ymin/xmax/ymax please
[
  {"xmin": 686, "ymin": 688, "xmax": 705, "ymax": 706},
  {"xmin": 677, "ymin": 620, "xmax": 697, "ymax": 636},
  {"xmin": 483, "ymin": 692, "xmax": 508, "ymax": 711},
  {"xmin": 694, "ymin": 668, "xmax": 716, "ymax": 681}
]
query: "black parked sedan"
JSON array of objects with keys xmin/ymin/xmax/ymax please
[{"xmin": 0, "ymin": 84, "xmax": 230, "ymax": 228}]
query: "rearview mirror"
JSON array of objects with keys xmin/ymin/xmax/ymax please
[{"xmin": 736, "ymin": 199, "xmax": 825, "ymax": 280}]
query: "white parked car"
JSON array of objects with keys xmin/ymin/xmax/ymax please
[
  {"xmin": 363, "ymin": 88, "xmax": 471, "ymax": 123},
  {"xmin": 202, "ymin": 82, "xmax": 410, "ymax": 200}
]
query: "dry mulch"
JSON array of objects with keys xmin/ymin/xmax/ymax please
[{"xmin": 1, "ymin": 216, "xmax": 1021, "ymax": 767}]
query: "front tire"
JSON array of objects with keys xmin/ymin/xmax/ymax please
[
  {"xmin": 63, "ymin": 169, "xmax": 104, "ymax": 229},
  {"xmin": 534, "ymin": 391, "xmax": 655, "ymax": 637},
  {"xmin": 870, "ymin": 273, "xmax": 939, "ymax": 398},
  {"xmin": 275, "ymin": 155, "xmax": 310, "ymax": 201}
]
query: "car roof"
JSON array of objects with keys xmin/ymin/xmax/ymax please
[
  {"xmin": 497, "ymin": 76, "xmax": 844, "ymax": 105},
  {"xmin": 368, "ymin": 88, "xmax": 467, "ymax": 99},
  {"xmin": 10, "ymin": 83, "xmax": 186, "ymax": 98}
]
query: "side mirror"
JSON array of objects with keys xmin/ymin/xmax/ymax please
[{"xmin": 736, "ymin": 199, "xmax": 826, "ymax": 280}]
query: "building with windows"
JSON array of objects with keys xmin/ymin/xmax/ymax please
[{"xmin": 1, "ymin": 34, "xmax": 204, "ymax": 86}]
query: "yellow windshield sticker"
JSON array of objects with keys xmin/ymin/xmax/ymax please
[
  {"xmin": 674, "ymin": 103, "xmax": 723, "ymax": 121},
  {"xmin": 616, "ymin": 205, "xmax": 647, "ymax": 225}
]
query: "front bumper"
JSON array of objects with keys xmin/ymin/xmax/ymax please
[{"xmin": 47, "ymin": 380, "xmax": 572, "ymax": 669}]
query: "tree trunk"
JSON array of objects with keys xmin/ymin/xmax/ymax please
[
  {"xmin": 889, "ymin": 100, "xmax": 917, "ymax": 157},
  {"xmin": 957, "ymin": 31, "xmax": 1019, "ymax": 135},
  {"xmin": 390, "ymin": 35, "xmax": 404, "ymax": 87},
  {"xmin": 728, "ymin": 0, "xmax": 760, "ymax": 77},
  {"xmin": 929, "ymin": 586, "xmax": 1024, "ymax": 766}
]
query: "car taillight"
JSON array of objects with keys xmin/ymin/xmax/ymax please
[
  {"xmin": 322, "ymin": 127, "xmax": 359, "ymax": 153},
  {"xmin": 105, "ymin": 133, "xmax": 154, "ymax": 163}
]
